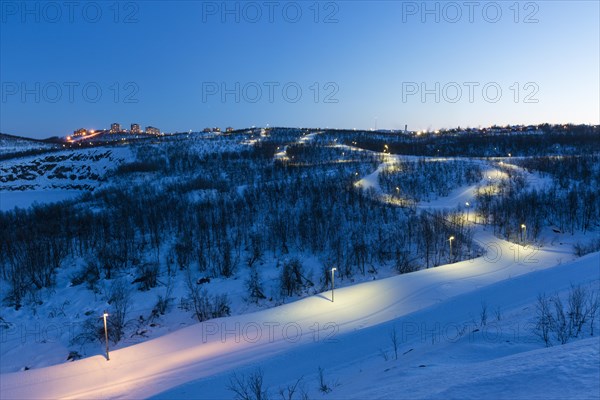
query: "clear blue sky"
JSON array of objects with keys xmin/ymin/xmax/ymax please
[{"xmin": 1, "ymin": 1, "xmax": 598, "ymax": 138}]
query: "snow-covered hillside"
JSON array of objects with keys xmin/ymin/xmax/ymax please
[
  {"xmin": 0, "ymin": 133, "xmax": 56, "ymax": 157},
  {"xmin": 1, "ymin": 230, "xmax": 598, "ymax": 399},
  {"xmin": 1, "ymin": 127, "xmax": 599, "ymax": 399},
  {"xmin": 0, "ymin": 147, "xmax": 131, "ymax": 191},
  {"xmin": 0, "ymin": 145, "xmax": 133, "ymax": 210}
]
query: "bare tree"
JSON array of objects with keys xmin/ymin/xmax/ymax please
[
  {"xmin": 317, "ymin": 367, "xmax": 331, "ymax": 393},
  {"xmin": 107, "ymin": 279, "xmax": 131, "ymax": 343},
  {"xmin": 184, "ymin": 267, "xmax": 230, "ymax": 322},
  {"xmin": 552, "ymin": 295, "xmax": 569, "ymax": 345},
  {"xmin": 280, "ymin": 258, "xmax": 305, "ymax": 297},
  {"xmin": 568, "ymin": 285, "xmax": 587, "ymax": 337},
  {"xmin": 246, "ymin": 267, "xmax": 266, "ymax": 304},
  {"xmin": 390, "ymin": 326, "xmax": 400, "ymax": 360},
  {"xmin": 278, "ymin": 377, "xmax": 304, "ymax": 400},
  {"xmin": 479, "ymin": 301, "xmax": 488, "ymax": 327},
  {"xmin": 587, "ymin": 290, "xmax": 599, "ymax": 336},
  {"xmin": 228, "ymin": 368, "xmax": 269, "ymax": 400},
  {"xmin": 535, "ymin": 293, "xmax": 553, "ymax": 347}
]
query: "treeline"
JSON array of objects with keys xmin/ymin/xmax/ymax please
[{"xmin": 326, "ymin": 125, "xmax": 600, "ymax": 157}]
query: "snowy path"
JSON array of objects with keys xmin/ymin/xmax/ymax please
[
  {"xmin": 156, "ymin": 253, "xmax": 599, "ymax": 400},
  {"xmin": 273, "ymin": 131, "xmax": 320, "ymax": 161},
  {"xmin": 355, "ymin": 154, "xmax": 503, "ymax": 210},
  {"xmin": 0, "ymin": 233, "xmax": 581, "ymax": 399},
  {"xmin": 1, "ymin": 153, "xmax": 597, "ymax": 399}
]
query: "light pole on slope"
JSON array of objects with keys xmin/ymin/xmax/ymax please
[
  {"xmin": 331, "ymin": 267, "xmax": 337, "ymax": 303},
  {"xmin": 103, "ymin": 311, "xmax": 110, "ymax": 361}
]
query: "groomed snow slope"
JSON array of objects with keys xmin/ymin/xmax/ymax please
[
  {"xmin": 155, "ymin": 253, "xmax": 599, "ymax": 400},
  {"xmin": 1, "ymin": 224, "xmax": 598, "ymax": 399}
]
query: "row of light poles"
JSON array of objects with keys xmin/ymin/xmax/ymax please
[
  {"xmin": 102, "ymin": 221, "xmax": 530, "ymax": 360},
  {"xmin": 319, "ymin": 217, "xmax": 524, "ymax": 306},
  {"xmin": 101, "ymin": 226, "xmax": 531, "ymax": 359}
]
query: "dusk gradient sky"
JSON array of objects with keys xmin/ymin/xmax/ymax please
[{"xmin": 1, "ymin": 1, "xmax": 598, "ymax": 139}]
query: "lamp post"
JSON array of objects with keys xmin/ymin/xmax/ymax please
[
  {"xmin": 103, "ymin": 311, "xmax": 109, "ymax": 361},
  {"xmin": 521, "ymin": 224, "xmax": 526, "ymax": 243},
  {"xmin": 448, "ymin": 236, "xmax": 455, "ymax": 262},
  {"xmin": 331, "ymin": 267, "xmax": 337, "ymax": 303},
  {"xmin": 465, "ymin": 202, "xmax": 470, "ymax": 222}
]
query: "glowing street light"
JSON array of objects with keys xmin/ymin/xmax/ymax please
[
  {"xmin": 448, "ymin": 236, "xmax": 455, "ymax": 262},
  {"xmin": 331, "ymin": 267, "xmax": 337, "ymax": 302},
  {"xmin": 103, "ymin": 311, "xmax": 110, "ymax": 361},
  {"xmin": 465, "ymin": 202, "xmax": 470, "ymax": 222},
  {"xmin": 521, "ymin": 224, "xmax": 526, "ymax": 242}
]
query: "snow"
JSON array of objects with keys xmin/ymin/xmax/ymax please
[
  {"xmin": 340, "ymin": 337, "xmax": 600, "ymax": 400},
  {"xmin": 1, "ymin": 221, "xmax": 597, "ymax": 399},
  {"xmin": 0, "ymin": 146, "xmax": 132, "ymax": 210},
  {"xmin": 356, "ymin": 155, "xmax": 504, "ymax": 211},
  {"xmin": 154, "ymin": 251, "xmax": 600, "ymax": 400},
  {"xmin": 1, "ymin": 137, "xmax": 598, "ymax": 399},
  {"xmin": 0, "ymin": 134, "xmax": 56, "ymax": 156},
  {"xmin": 0, "ymin": 190, "xmax": 84, "ymax": 211}
]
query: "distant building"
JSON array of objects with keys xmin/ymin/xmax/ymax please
[
  {"xmin": 145, "ymin": 126, "xmax": 160, "ymax": 135},
  {"xmin": 203, "ymin": 127, "xmax": 212, "ymax": 133},
  {"xmin": 213, "ymin": 127, "xmax": 221, "ymax": 133},
  {"xmin": 110, "ymin": 123, "xmax": 121, "ymax": 134},
  {"xmin": 131, "ymin": 123, "xmax": 141, "ymax": 134},
  {"xmin": 226, "ymin": 127, "xmax": 234, "ymax": 133},
  {"xmin": 73, "ymin": 128, "xmax": 87, "ymax": 137}
]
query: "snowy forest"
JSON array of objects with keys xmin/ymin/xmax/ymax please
[{"xmin": 0, "ymin": 125, "xmax": 599, "ymax": 358}]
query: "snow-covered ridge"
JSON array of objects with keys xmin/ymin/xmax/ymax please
[
  {"xmin": 0, "ymin": 133, "xmax": 57, "ymax": 157},
  {"xmin": 0, "ymin": 146, "xmax": 132, "ymax": 209}
]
